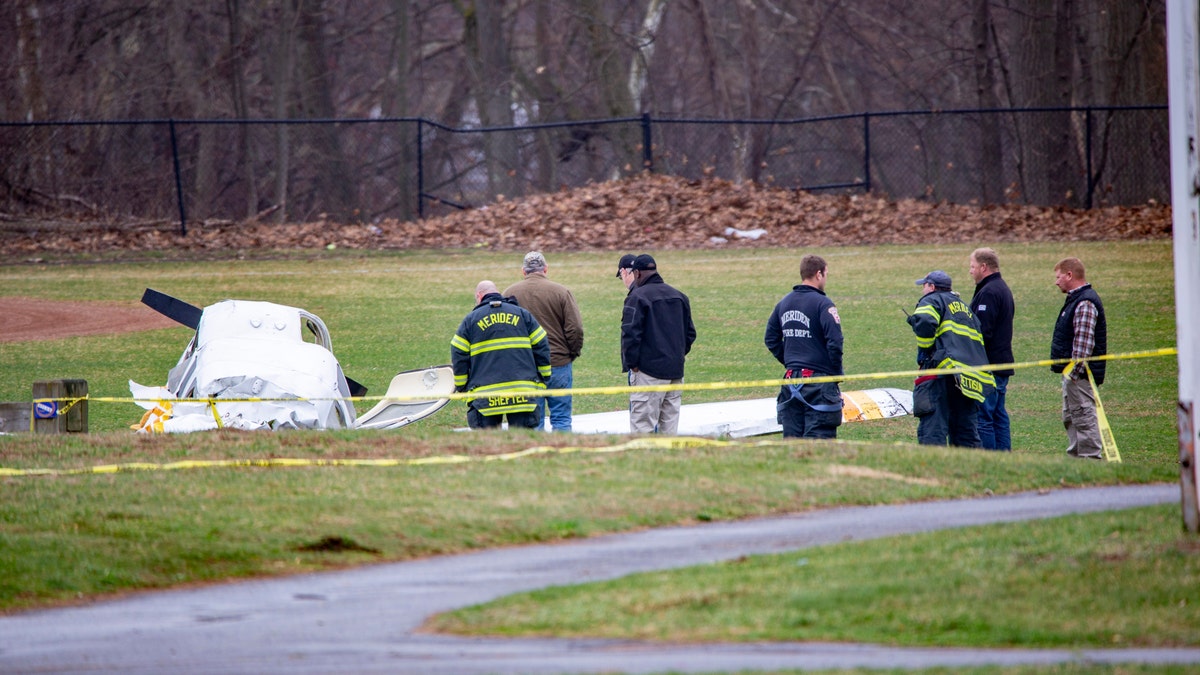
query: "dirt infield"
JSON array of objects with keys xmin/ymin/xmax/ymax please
[{"xmin": 0, "ymin": 297, "xmax": 180, "ymax": 343}]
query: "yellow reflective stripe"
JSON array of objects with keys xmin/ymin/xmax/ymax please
[
  {"xmin": 450, "ymin": 334, "xmax": 470, "ymax": 351},
  {"xmin": 913, "ymin": 305, "xmax": 940, "ymax": 319},
  {"xmin": 530, "ymin": 326, "xmax": 547, "ymax": 344},
  {"xmin": 470, "ymin": 337, "xmax": 533, "ymax": 355},
  {"xmin": 472, "ymin": 380, "xmax": 545, "ymax": 392},
  {"xmin": 479, "ymin": 401, "xmax": 538, "ymax": 415},
  {"xmin": 935, "ymin": 320, "xmax": 985, "ymax": 344},
  {"xmin": 915, "ymin": 336, "xmax": 935, "ymax": 348},
  {"xmin": 538, "ymin": 365, "xmax": 552, "ymax": 378},
  {"xmin": 937, "ymin": 357, "xmax": 995, "ymax": 402},
  {"xmin": 454, "ymin": 374, "xmax": 468, "ymax": 386},
  {"xmin": 937, "ymin": 358, "xmax": 997, "ymax": 385}
]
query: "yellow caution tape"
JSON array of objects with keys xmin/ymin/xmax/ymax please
[
  {"xmin": 0, "ymin": 436, "xmax": 730, "ymax": 477},
  {"xmin": 1086, "ymin": 364, "xmax": 1121, "ymax": 463},
  {"xmin": 26, "ymin": 347, "xmax": 1180, "ymax": 409},
  {"xmin": 1060, "ymin": 360, "xmax": 1121, "ymax": 463}
]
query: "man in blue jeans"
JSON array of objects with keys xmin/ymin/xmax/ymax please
[
  {"xmin": 504, "ymin": 251, "xmax": 585, "ymax": 431},
  {"xmin": 968, "ymin": 248, "xmax": 1016, "ymax": 450}
]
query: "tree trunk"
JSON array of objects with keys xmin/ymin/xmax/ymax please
[
  {"xmin": 386, "ymin": 0, "xmax": 418, "ymax": 221},
  {"xmin": 1010, "ymin": 0, "xmax": 1078, "ymax": 205},
  {"xmin": 295, "ymin": 0, "xmax": 356, "ymax": 220},
  {"xmin": 272, "ymin": 2, "xmax": 297, "ymax": 223},
  {"xmin": 166, "ymin": 4, "xmax": 217, "ymax": 221},
  {"xmin": 581, "ymin": 0, "xmax": 640, "ymax": 177},
  {"xmin": 226, "ymin": 0, "xmax": 260, "ymax": 219},
  {"xmin": 973, "ymin": 0, "xmax": 1004, "ymax": 203},
  {"xmin": 463, "ymin": 0, "xmax": 519, "ymax": 199},
  {"xmin": 13, "ymin": 1, "xmax": 49, "ymax": 195},
  {"xmin": 1089, "ymin": 0, "xmax": 1168, "ymax": 204},
  {"xmin": 628, "ymin": 0, "xmax": 669, "ymax": 114},
  {"xmin": 734, "ymin": 0, "xmax": 769, "ymax": 183}
]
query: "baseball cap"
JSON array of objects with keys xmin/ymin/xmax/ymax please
[
  {"xmin": 915, "ymin": 270, "xmax": 952, "ymax": 289},
  {"xmin": 615, "ymin": 253, "xmax": 637, "ymax": 277},
  {"xmin": 631, "ymin": 254, "xmax": 657, "ymax": 272},
  {"xmin": 523, "ymin": 251, "xmax": 546, "ymax": 273}
]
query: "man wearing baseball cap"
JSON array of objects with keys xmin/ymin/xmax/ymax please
[
  {"xmin": 615, "ymin": 253, "xmax": 637, "ymax": 281},
  {"xmin": 907, "ymin": 269, "xmax": 994, "ymax": 447},
  {"xmin": 619, "ymin": 253, "xmax": 696, "ymax": 434},
  {"xmin": 503, "ymin": 251, "xmax": 585, "ymax": 432}
]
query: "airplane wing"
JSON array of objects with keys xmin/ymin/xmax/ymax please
[{"xmin": 565, "ymin": 388, "xmax": 913, "ymax": 438}]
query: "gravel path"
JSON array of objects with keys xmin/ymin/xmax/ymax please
[{"xmin": 2, "ymin": 484, "xmax": 1196, "ymax": 674}]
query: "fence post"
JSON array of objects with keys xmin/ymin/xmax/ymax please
[
  {"xmin": 168, "ymin": 119, "xmax": 188, "ymax": 236},
  {"xmin": 641, "ymin": 113, "xmax": 654, "ymax": 172},
  {"xmin": 32, "ymin": 379, "xmax": 88, "ymax": 434},
  {"xmin": 862, "ymin": 113, "xmax": 872, "ymax": 193},
  {"xmin": 1085, "ymin": 108, "xmax": 1094, "ymax": 208},
  {"xmin": 417, "ymin": 119, "xmax": 425, "ymax": 219}
]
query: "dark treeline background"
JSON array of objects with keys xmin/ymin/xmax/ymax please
[{"xmin": 1, "ymin": 1, "xmax": 1168, "ymax": 225}]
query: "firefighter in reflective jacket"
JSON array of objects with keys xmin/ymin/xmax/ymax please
[
  {"xmin": 451, "ymin": 280, "xmax": 552, "ymax": 429},
  {"xmin": 907, "ymin": 270, "xmax": 995, "ymax": 448}
]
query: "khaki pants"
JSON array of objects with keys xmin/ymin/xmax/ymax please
[
  {"xmin": 628, "ymin": 370, "xmax": 683, "ymax": 434},
  {"xmin": 1062, "ymin": 376, "xmax": 1102, "ymax": 459}
]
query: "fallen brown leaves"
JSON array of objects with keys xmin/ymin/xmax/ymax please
[{"xmin": 0, "ymin": 174, "xmax": 1171, "ymax": 260}]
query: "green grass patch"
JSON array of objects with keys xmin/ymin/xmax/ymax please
[
  {"xmin": 0, "ymin": 242, "xmax": 1186, "ymax": 637},
  {"xmin": 0, "ymin": 437, "xmax": 1174, "ymax": 613},
  {"xmin": 431, "ymin": 504, "xmax": 1200, "ymax": 649}
]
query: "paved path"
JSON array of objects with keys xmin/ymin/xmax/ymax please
[{"xmin": 3, "ymin": 484, "xmax": 1197, "ymax": 674}]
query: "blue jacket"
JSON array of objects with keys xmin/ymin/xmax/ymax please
[{"xmin": 764, "ymin": 284, "xmax": 844, "ymax": 375}]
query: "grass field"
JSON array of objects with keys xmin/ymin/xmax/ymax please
[{"xmin": 0, "ymin": 241, "xmax": 1190, "ymax": 654}]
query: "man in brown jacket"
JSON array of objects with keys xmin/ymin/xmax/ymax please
[{"xmin": 504, "ymin": 252, "xmax": 585, "ymax": 431}]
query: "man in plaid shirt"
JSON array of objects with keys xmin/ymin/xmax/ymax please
[{"xmin": 1050, "ymin": 257, "xmax": 1108, "ymax": 459}]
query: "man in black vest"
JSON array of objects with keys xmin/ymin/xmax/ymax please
[{"xmin": 1051, "ymin": 257, "xmax": 1107, "ymax": 459}]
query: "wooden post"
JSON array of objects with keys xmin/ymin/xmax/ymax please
[
  {"xmin": 0, "ymin": 402, "xmax": 32, "ymax": 433},
  {"xmin": 32, "ymin": 379, "xmax": 88, "ymax": 434}
]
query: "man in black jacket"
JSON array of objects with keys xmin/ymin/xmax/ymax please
[
  {"xmin": 968, "ymin": 247, "xmax": 1016, "ymax": 450},
  {"xmin": 619, "ymin": 254, "xmax": 697, "ymax": 434},
  {"xmin": 764, "ymin": 254, "xmax": 844, "ymax": 438}
]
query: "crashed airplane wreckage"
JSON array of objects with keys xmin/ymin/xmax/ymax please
[
  {"xmin": 559, "ymin": 387, "xmax": 913, "ymax": 437},
  {"xmin": 130, "ymin": 291, "xmax": 911, "ymax": 436},
  {"xmin": 130, "ymin": 289, "xmax": 453, "ymax": 433}
]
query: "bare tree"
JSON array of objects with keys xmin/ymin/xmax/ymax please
[
  {"xmin": 270, "ymin": 1, "xmax": 298, "ymax": 222},
  {"xmin": 0, "ymin": 0, "xmax": 1170, "ymax": 223},
  {"xmin": 973, "ymin": 0, "xmax": 1004, "ymax": 203},
  {"xmin": 294, "ymin": 0, "xmax": 356, "ymax": 220},
  {"xmin": 226, "ymin": 0, "xmax": 261, "ymax": 219},
  {"xmin": 460, "ymin": 0, "xmax": 519, "ymax": 199}
]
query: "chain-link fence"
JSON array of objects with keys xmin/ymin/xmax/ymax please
[{"xmin": 0, "ymin": 106, "xmax": 1168, "ymax": 235}]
